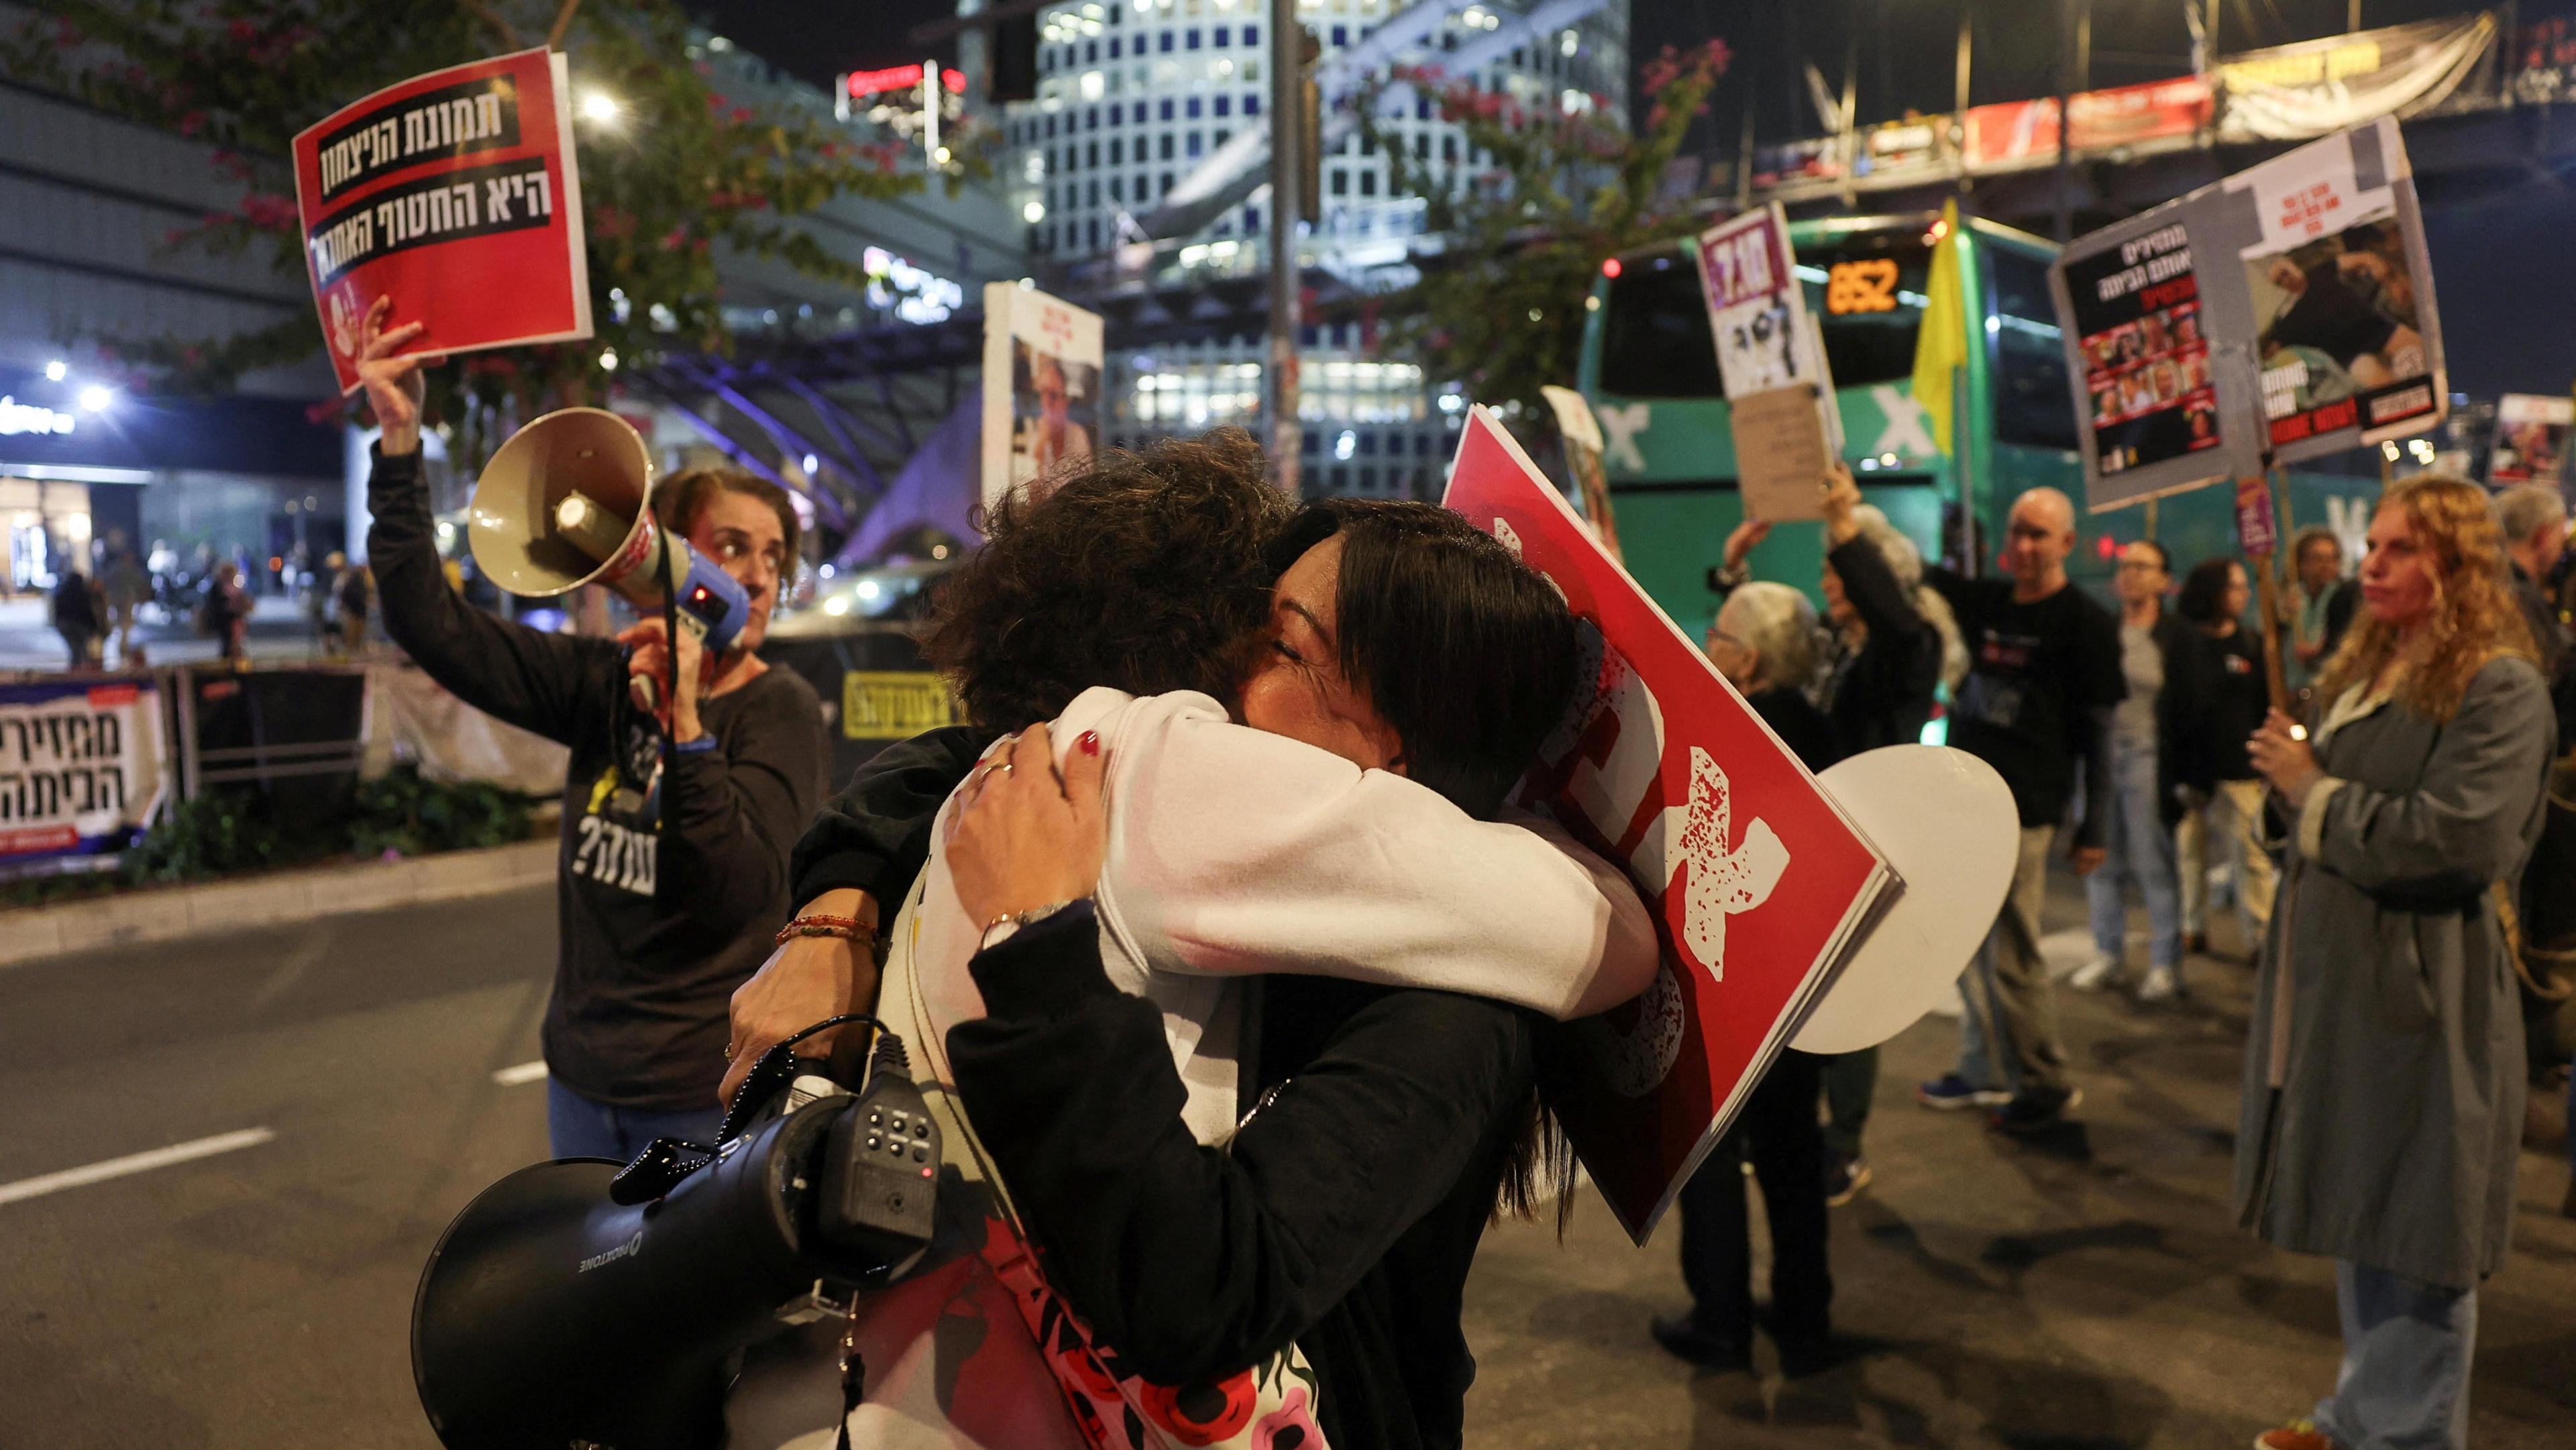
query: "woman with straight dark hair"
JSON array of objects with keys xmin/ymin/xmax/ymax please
[
  {"xmin": 2169, "ymin": 556, "xmax": 2275, "ymax": 962},
  {"xmin": 730, "ymin": 443, "xmax": 1654, "ymax": 1449},
  {"xmin": 2243, "ymin": 476, "xmax": 2551, "ymax": 1450}
]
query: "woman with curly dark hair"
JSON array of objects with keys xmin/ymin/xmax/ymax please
[{"xmin": 726, "ymin": 429, "xmax": 1655, "ymax": 1450}]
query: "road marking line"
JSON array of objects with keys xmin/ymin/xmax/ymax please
[
  {"xmin": 0, "ymin": 1128, "xmax": 276, "ymax": 1208},
  {"xmin": 493, "ymin": 1060, "xmax": 549, "ymax": 1086}
]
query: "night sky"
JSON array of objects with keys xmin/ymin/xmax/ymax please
[{"xmin": 684, "ymin": 0, "xmax": 2576, "ymax": 397}]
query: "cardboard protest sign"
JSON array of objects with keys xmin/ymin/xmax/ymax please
[
  {"xmin": 2053, "ymin": 117, "xmax": 2442, "ymax": 507},
  {"xmin": 2228, "ymin": 119, "xmax": 2443, "ymax": 460},
  {"xmin": 2489, "ymin": 393, "xmax": 2573, "ymax": 485},
  {"xmin": 1694, "ymin": 205, "xmax": 1839, "ymax": 521},
  {"xmin": 293, "ymin": 48, "xmax": 592, "ymax": 395},
  {"xmin": 0, "ymin": 678, "xmax": 165, "ymax": 864},
  {"xmin": 980, "ymin": 282, "xmax": 1104, "ymax": 513},
  {"xmin": 1443, "ymin": 408, "xmax": 1894, "ymax": 1243}
]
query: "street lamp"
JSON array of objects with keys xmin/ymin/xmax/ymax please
[
  {"xmin": 76, "ymin": 384, "xmax": 113, "ymax": 412},
  {"xmin": 44, "ymin": 359, "xmax": 67, "ymax": 381},
  {"xmin": 580, "ymin": 91, "xmax": 623, "ymax": 125}
]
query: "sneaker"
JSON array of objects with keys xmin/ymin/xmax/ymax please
[
  {"xmin": 1824, "ymin": 1154, "xmax": 1872, "ymax": 1206},
  {"xmin": 2253, "ymin": 1418, "xmax": 2337, "ymax": 1450},
  {"xmin": 2135, "ymin": 966, "xmax": 2180, "ymax": 1002},
  {"xmin": 1988, "ymin": 1085, "xmax": 2082, "ymax": 1135},
  {"xmin": 1916, "ymin": 1074, "xmax": 2012, "ymax": 1111},
  {"xmin": 2068, "ymin": 954, "xmax": 2123, "ymax": 991},
  {"xmin": 1649, "ymin": 1312, "xmax": 1752, "ymax": 1372}
]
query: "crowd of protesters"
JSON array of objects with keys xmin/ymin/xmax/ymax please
[{"xmin": 1686, "ymin": 463, "xmax": 2573, "ymax": 1450}]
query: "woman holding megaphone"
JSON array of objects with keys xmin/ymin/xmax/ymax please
[{"xmin": 358, "ymin": 298, "xmax": 828, "ymax": 1159}]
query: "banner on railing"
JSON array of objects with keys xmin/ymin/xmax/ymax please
[
  {"xmin": 0, "ymin": 677, "xmax": 166, "ymax": 863},
  {"xmin": 1964, "ymin": 77, "xmax": 2214, "ymax": 169},
  {"xmin": 2217, "ymin": 12, "xmax": 2500, "ymax": 141}
]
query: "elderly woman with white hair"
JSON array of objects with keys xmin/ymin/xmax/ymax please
[
  {"xmin": 1652, "ymin": 577, "xmax": 1849, "ymax": 1375},
  {"xmin": 1714, "ymin": 464, "xmax": 1966, "ymax": 1203}
]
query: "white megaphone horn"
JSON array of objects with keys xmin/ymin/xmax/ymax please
[{"xmin": 467, "ymin": 407, "xmax": 751, "ymax": 662}]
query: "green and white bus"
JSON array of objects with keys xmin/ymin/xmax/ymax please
[{"xmin": 1578, "ymin": 211, "xmax": 2382, "ymax": 627}]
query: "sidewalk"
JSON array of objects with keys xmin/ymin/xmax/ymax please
[{"xmin": 0, "ymin": 595, "xmax": 347, "ymax": 672}]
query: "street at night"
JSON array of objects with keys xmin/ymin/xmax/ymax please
[{"xmin": 5, "ymin": 880, "xmax": 2570, "ymax": 1448}]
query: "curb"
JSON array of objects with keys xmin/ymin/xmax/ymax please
[{"xmin": 0, "ymin": 839, "xmax": 557, "ymax": 968}]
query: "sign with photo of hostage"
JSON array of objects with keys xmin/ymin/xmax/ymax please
[
  {"xmin": 2489, "ymin": 393, "xmax": 2573, "ymax": 485},
  {"xmin": 980, "ymin": 282, "xmax": 1104, "ymax": 513},
  {"xmin": 2064, "ymin": 223, "xmax": 2224, "ymax": 480},
  {"xmin": 1693, "ymin": 205, "xmax": 1841, "ymax": 521},
  {"xmin": 292, "ymin": 48, "xmax": 592, "ymax": 396},
  {"xmin": 2229, "ymin": 118, "xmax": 2443, "ymax": 459}
]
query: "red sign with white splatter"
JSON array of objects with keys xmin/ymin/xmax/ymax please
[{"xmin": 1443, "ymin": 408, "xmax": 1893, "ymax": 1243}]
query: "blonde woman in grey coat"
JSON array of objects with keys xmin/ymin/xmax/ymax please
[{"xmin": 2241, "ymin": 475, "xmax": 2553, "ymax": 1450}]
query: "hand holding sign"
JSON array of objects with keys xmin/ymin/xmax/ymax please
[{"xmin": 356, "ymin": 297, "xmax": 443, "ymax": 456}]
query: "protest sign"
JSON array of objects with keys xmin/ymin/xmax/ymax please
[
  {"xmin": 293, "ymin": 48, "xmax": 592, "ymax": 396},
  {"xmin": 1694, "ymin": 205, "xmax": 1839, "ymax": 520},
  {"xmin": 980, "ymin": 282, "xmax": 1104, "ymax": 513},
  {"xmin": 2488, "ymin": 393, "xmax": 2572, "ymax": 485},
  {"xmin": 0, "ymin": 678, "xmax": 165, "ymax": 866},
  {"xmin": 2064, "ymin": 223, "xmax": 2224, "ymax": 482},
  {"xmin": 2229, "ymin": 119, "xmax": 2443, "ymax": 459},
  {"xmin": 1443, "ymin": 407, "xmax": 1894, "ymax": 1243},
  {"xmin": 2053, "ymin": 117, "xmax": 2441, "ymax": 506}
]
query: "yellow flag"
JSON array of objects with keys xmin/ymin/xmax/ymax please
[{"xmin": 1909, "ymin": 199, "xmax": 1966, "ymax": 457}]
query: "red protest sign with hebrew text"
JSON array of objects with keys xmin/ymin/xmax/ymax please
[
  {"xmin": 292, "ymin": 48, "xmax": 592, "ymax": 395},
  {"xmin": 1444, "ymin": 409, "xmax": 1894, "ymax": 1243}
]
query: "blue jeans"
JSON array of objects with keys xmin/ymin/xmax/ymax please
[
  {"xmin": 2314, "ymin": 1260, "xmax": 2476, "ymax": 1450},
  {"xmin": 2085, "ymin": 734, "xmax": 2182, "ymax": 970},
  {"xmin": 546, "ymin": 1078, "xmax": 726, "ymax": 1162}
]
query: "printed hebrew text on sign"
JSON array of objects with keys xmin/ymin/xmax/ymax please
[
  {"xmin": 292, "ymin": 48, "xmax": 592, "ymax": 395},
  {"xmin": 0, "ymin": 678, "xmax": 166, "ymax": 863}
]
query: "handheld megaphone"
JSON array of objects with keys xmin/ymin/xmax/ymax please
[
  {"xmin": 413, "ymin": 1031, "xmax": 943, "ymax": 1450},
  {"xmin": 467, "ymin": 407, "xmax": 752, "ymax": 657}
]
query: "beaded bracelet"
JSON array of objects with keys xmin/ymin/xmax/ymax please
[{"xmin": 774, "ymin": 913, "xmax": 875, "ymax": 947}]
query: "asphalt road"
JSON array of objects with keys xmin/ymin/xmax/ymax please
[{"xmin": 1, "ymin": 879, "xmax": 2571, "ymax": 1449}]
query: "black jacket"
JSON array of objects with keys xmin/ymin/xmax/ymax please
[
  {"xmin": 1820, "ymin": 537, "xmax": 1942, "ymax": 754},
  {"xmin": 368, "ymin": 447, "xmax": 826, "ymax": 1108},
  {"xmin": 810, "ymin": 729, "xmax": 1542, "ymax": 1450}
]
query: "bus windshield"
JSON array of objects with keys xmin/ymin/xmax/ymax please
[{"xmin": 1598, "ymin": 225, "xmax": 1932, "ymax": 400}]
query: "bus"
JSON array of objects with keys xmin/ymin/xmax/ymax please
[{"xmin": 1578, "ymin": 211, "xmax": 2383, "ymax": 631}]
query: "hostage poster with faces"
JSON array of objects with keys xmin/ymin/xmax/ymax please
[
  {"xmin": 1442, "ymin": 407, "xmax": 1894, "ymax": 1243},
  {"xmin": 2489, "ymin": 393, "xmax": 2573, "ymax": 485},
  {"xmin": 1693, "ymin": 204, "xmax": 1842, "ymax": 521},
  {"xmin": 2065, "ymin": 224, "xmax": 2223, "ymax": 480},
  {"xmin": 2052, "ymin": 117, "xmax": 2443, "ymax": 507}
]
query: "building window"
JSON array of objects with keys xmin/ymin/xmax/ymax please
[
  {"xmin": 1110, "ymin": 176, "xmax": 1123, "ymax": 201},
  {"xmin": 1214, "ymin": 95, "xmax": 1230, "ymax": 117},
  {"xmin": 1358, "ymin": 168, "xmax": 1376, "ymax": 196},
  {"xmin": 1087, "ymin": 105, "xmax": 1099, "ymax": 130},
  {"xmin": 1416, "ymin": 96, "xmax": 1431, "ymax": 120},
  {"xmin": 1303, "ymin": 429, "xmax": 1319, "ymax": 454},
  {"xmin": 1244, "ymin": 23, "xmax": 1258, "ymax": 46},
  {"xmin": 1161, "ymin": 97, "xmax": 1176, "ymax": 120},
  {"xmin": 1360, "ymin": 467, "xmax": 1378, "ymax": 491},
  {"xmin": 1185, "ymin": 28, "xmax": 1201, "ymax": 49},
  {"xmin": 1330, "ymin": 24, "xmax": 1348, "ymax": 45},
  {"xmin": 1045, "ymin": 115, "xmax": 1058, "ymax": 138},
  {"xmin": 1159, "ymin": 30, "xmax": 1174, "ymax": 52},
  {"xmin": 1086, "ymin": 140, "xmax": 1099, "ymax": 166},
  {"xmin": 1245, "ymin": 93, "xmax": 1260, "ymax": 115},
  {"xmin": 1088, "ymin": 217, "xmax": 1102, "ymax": 249},
  {"xmin": 1186, "ymin": 96, "xmax": 1201, "ymax": 118},
  {"xmin": 1133, "ymin": 101, "xmax": 1149, "ymax": 123},
  {"xmin": 1214, "ymin": 25, "xmax": 1230, "ymax": 46},
  {"xmin": 1087, "ymin": 178, "xmax": 1099, "ymax": 205},
  {"xmin": 1330, "ymin": 466, "xmax": 1348, "ymax": 490},
  {"xmin": 1159, "ymin": 133, "xmax": 1175, "ymax": 159},
  {"xmin": 1329, "ymin": 167, "xmax": 1348, "ymax": 195},
  {"xmin": 1085, "ymin": 40, "xmax": 1098, "ymax": 62},
  {"xmin": 1415, "ymin": 133, "xmax": 1429, "ymax": 159},
  {"xmin": 1110, "ymin": 137, "xmax": 1123, "ymax": 163},
  {"xmin": 1161, "ymin": 169, "xmax": 1174, "ymax": 191},
  {"xmin": 1358, "ymin": 432, "xmax": 1377, "ymax": 456},
  {"xmin": 1442, "ymin": 134, "xmax": 1458, "ymax": 162},
  {"xmin": 1187, "ymin": 131, "xmax": 1203, "ymax": 156},
  {"xmin": 1244, "ymin": 205, "xmax": 1260, "ymax": 230},
  {"xmin": 1214, "ymin": 128, "xmax": 1228, "ymax": 146},
  {"xmin": 1109, "ymin": 36, "xmax": 1121, "ymax": 58}
]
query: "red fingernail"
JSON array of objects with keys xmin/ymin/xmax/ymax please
[{"xmin": 1078, "ymin": 731, "xmax": 1100, "ymax": 756}]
